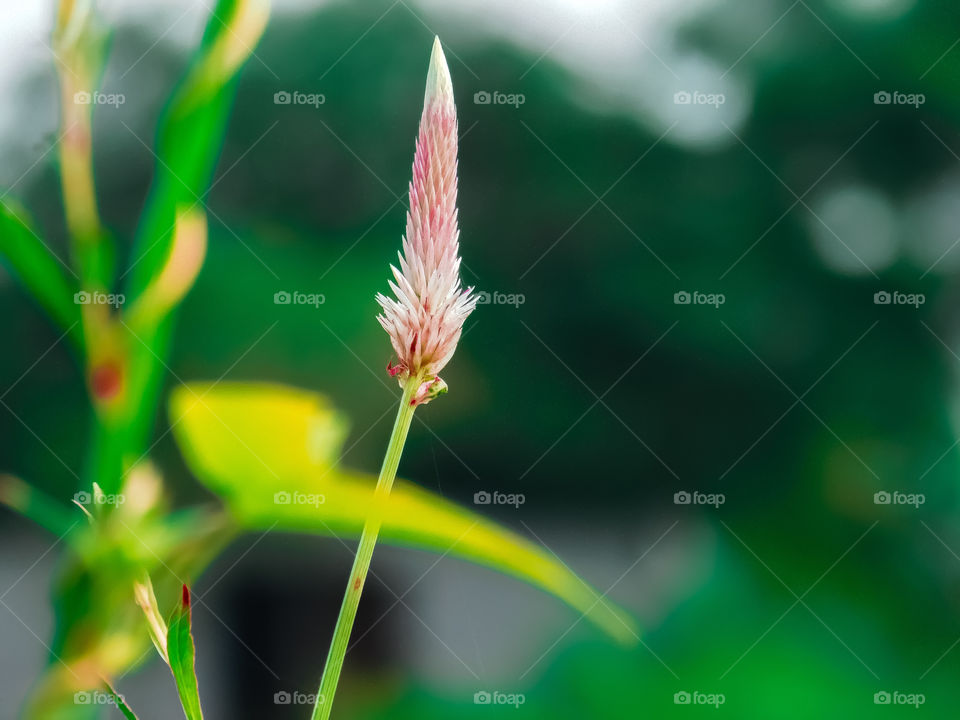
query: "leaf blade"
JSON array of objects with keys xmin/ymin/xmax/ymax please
[
  {"xmin": 125, "ymin": 0, "xmax": 269, "ymax": 301},
  {"xmin": 0, "ymin": 201, "xmax": 81, "ymax": 340},
  {"xmin": 166, "ymin": 585, "xmax": 205, "ymax": 720},
  {"xmin": 169, "ymin": 382, "xmax": 638, "ymax": 644},
  {"xmin": 101, "ymin": 680, "xmax": 140, "ymax": 720}
]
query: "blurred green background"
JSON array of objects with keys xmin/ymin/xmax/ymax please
[{"xmin": 3, "ymin": 0, "xmax": 960, "ymax": 717}]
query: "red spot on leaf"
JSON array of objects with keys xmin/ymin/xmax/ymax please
[
  {"xmin": 182, "ymin": 584, "xmax": 191, "ymax": 608},
  {"xmin": 90, "ymin": 362, "xmax": 122, "ymax": 400},
  {"xmin": 353, "ymin": 577, "xmax": 362, "ymax": 591}
]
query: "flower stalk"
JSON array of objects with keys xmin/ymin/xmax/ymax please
[
  {"xmin": 311, "ymin": 375, "xmax": 420, "ymax": 720},
  {"xmin": 312, "ymin": 36, "xmax": 473, "ymax": 718}
]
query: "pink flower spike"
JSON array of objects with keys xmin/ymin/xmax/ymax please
[{"xmin": 376, "ymin": 37, "xmax": 476, "ymax": 401}]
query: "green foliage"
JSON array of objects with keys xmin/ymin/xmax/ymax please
[
  {"xmin": 0, "ymin": 202, "xmax": 80, "ymax": 342},
  {"xmin": 102, "ymin": 681, "xmax": 139, "ymax": 720},
  {"xmin": 0, "ymin": 6, "xmax": 270, "ymax": 715},
  {"xmin": 166, "ymin": 586, "xmax": 205, "ymax": 720},
  {"xmin": 126, "ymin": 0, "xmax": 267, "ymax": 299},
  {"xmin": 9, "ymin": 468, "xmax": 231, "ymax": 719},
  {"xmin": 98, "ymin": 0, "xmax": 270, "ymax": 491},
  {"xmin": 0, "ymin": 2, "xmax": 643, "ymax": 717}
]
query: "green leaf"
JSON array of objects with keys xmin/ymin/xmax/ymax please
[
  {"xmin": 53, "ymin": 0, "xmax": 115, "ymax": 290},
  {"xmin": 117, "ymin": 0, "xmax": 270, "ymax": 483},
  {"xmin": 0, "ymin": 200, "xmax": 81, "ymax": 342},
  {"xmin": 0, "ymin": 474, "xmax": 77, "ymax": 537},
  {"xmin": 126, "ymin": 0, "xmax": 269, "ymax": 301},
  {"xmin": 169, "ymin": 383, "xmax": 638, "ymax": 644},
  {"xmin": 101, "ymin": 680, "xmax": 140, "ymax": 720},
  {"xmin": 167, "ymin": 585, "xmax": 205, "ymax": 720}
]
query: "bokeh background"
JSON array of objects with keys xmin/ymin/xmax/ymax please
[{"xmin": 3, "ymin": 0, "xmax": 960, "ymax": 716}]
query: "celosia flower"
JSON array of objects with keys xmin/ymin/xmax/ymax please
[{"xmin": 376, "ymin": 37, "xmax": 476, "ymax": 406}]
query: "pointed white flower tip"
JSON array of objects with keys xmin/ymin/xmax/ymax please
[{"xmin": 424, "ymin": 36, "xmax": 454, "ymax": 110}]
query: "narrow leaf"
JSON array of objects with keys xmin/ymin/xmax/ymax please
[
  {"xmin": 101, "ymin": 679, "xmax": 140, "ymax": 720},
  {"xmin": 117, "ymin": 0, "xmax": 270, "ymax": 479},
  {"xmin": 0, "ymin": 200, "xmax": 81, "ymax": 341},
  {"xmin": 166, "ymin": 585, "xmax": 204, "ymax": 720},
  {"xmin": 126, "ymin": 0, "xmax": 269, "ymax": 301},
  {"xmin": 0, "ymin": 474, "xmax": 77, "ymax": 537}
]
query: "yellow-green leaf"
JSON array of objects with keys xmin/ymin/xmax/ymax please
[{"xmin": 169, "ymin": 383, "xmax": 637, "ymax": 644}]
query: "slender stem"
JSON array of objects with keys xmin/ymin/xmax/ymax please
[{"xmin": 311, "ymin": 377, "xmax": 420, "ymax": 720}]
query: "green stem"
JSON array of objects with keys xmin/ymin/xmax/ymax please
[{"xmin": 311, "ymin": 377, "xmax": 420, "ymax": 720}]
